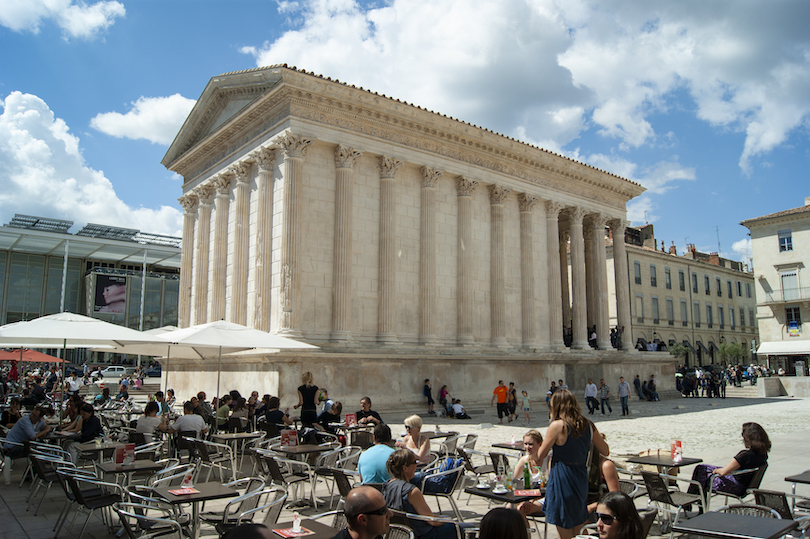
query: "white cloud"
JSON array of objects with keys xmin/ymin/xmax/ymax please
[
  {"xmin": 0, "ymin": 91, "xmax": 182, "ymax": 236},
  {"xmin": 732, "ymin": 237, "xmax": 752, "ymax": 258},
  {"xmin": 90, "ymin": 95, "xmax": 196, "ymax": 145},
  {"xmin": 240, "ymin": 0, "xmax": 810, "ymax": 174},
  {"xmin": 0, "ymin": 0, "xmax": 125, "ymax": 39}
]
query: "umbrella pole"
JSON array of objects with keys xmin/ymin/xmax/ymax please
[
  {"xmin": 216, "ymin": 346, "xmax": 222, "ymax": 404},
  {"xmin": 163, "ymin": 345, "xmax": 170, "ymax": 395},
  {"xmin": 61, "ymin": 338, "xmax": 66, "ymax": 402}
]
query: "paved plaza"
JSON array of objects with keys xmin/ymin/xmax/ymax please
[{"xmin": 1, "ymin": 385, "xmax": 808, "ymax": 538}]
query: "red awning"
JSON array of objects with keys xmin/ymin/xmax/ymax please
[{"xmin": 0, "ymin": 349, "xmax": 64, "ymax": 363}]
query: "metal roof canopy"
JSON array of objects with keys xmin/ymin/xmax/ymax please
[{"xmin": 0, "ymin": 226, "xmax": 181, "ymax": 269}]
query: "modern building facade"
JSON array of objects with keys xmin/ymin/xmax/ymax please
[
  {"xmin": 742, "ymin": 198, "xmax": 810, "ymax": 374},
  {"xmin": 0, "ymin": 214, "xmax": 181, "ymax": 364},
  {"xmin": 606, "ymin": 224, "xmax": 758, "ymax": 366},
  {"xmin": 162, "ymin": 65, "xmax": 678, "ymax": 404}
]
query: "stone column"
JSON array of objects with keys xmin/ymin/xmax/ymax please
[
  {"xmin": 419, "ymin": 167, "xmax": 442, "ymax": 344},
  {"xmin": 568, "ymin": 207, "xmax": 589, "ymax": 349},
  {"xmin": 456, "ymin": 176, "xmax": 479, "ymax": 346},
  {"xmin": 252, "ymin": 146, "xmax": 275, "ymax": 332},
  {"xmin": 211, "ymin": 172, "xmax": 233, "ymax": 322},
  {"xmin": 591, "ymin": 214, "xmax": 611, "ymax": 349},
  {"xmin": 584, "ymin": 217, "xmax": 596, "ymax": 332},
  {"xmin": 518, "ymin": 194, "xmax": 539, "ymax": 349},
  {"xmin": 178, "ymin": 193, "xmax": 198, "ymax": 328},
  {"xmin": 559, "ymin": 229, "xmax": 571, "ymax": 328},
  {"xmin": 193, "ymin": 183, "xmax": 214, "ymax": 324},
  {"xmin": 231, "ymin": 161, "xmax": 252, "ymax": 326},
  {"xmin": 377, "ymin": 156, "xmax": 402, "ymax": 345},
  {"xmin": 489, "ymin": 185, "xmax": 511, "ymax": 348},
  {"xmin": 610, "ymin": 219, "xmax": 632, "ymax": 350},
  {"xmin": 331, "ymin": 145, "xmax": 363, "ymax": 342},
  {"xmin": 545, "ymin": 201, "xmax": 564, "ymax": 349},
  {"xmin": 277, "ymin": 133, "xmax": 312, "ymax": 336}
]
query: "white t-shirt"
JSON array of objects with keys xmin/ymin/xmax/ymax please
[
  {"xmin": 584, "ymin": 383, "xmax": 598, "ymax": 398},
  {"xmin": 171, "ymin": 414, "xmax": 207, "ymax": 438},
  {"xmin": 136, "ymin": 415, "xmax": 163, "ymax": 442},
  {"xmin": 452, "ymin": 403, "xmax": 465, "ymax": 415}
]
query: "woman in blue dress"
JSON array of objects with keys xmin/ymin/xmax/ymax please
[{"xmin": 537, "ymin": 389, "xmax": 610, "ymax": 539}]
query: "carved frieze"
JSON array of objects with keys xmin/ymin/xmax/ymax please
[{"xmin": 335, "ymin": 145, "xmax": 363, "ymax": 169}]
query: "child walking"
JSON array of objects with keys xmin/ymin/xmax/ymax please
[{"xmin": 522, "ymin": 390, "xmax": 532, "ymax": 425}]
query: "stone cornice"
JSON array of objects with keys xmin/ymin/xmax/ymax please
[{"xmin": 167, "ymin": 67, "xmax": 645, "ymax": 209}]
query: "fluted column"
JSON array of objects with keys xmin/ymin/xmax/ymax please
[
  {"xmin": 568, "ymin": 207, "xmax": 589, "ymax": 349},
  {"xmin": 211, "ymin": 173, "xmax": 232, "ymax": 322},
  {"xmin": 584, "ymin": 217, "xmax": 596, "ymax": 331},
  {"xmin": 178, "ymin": 193, "xmax": 198, "ymax": 328},
  {"xmin": 489, "ymin": 185, "xmax": 511, "ymax": 348},
  {"xmin": 332, "ymin": 145, "xmax": 363, "ymax": 342},
  {"xmin": 610, "ymin": 219, "xmax": 632, "ymax": 350},
  {"xmin": 419, "ymin": 167, "xmax": 442, "ymax": 344},
  {"xmin": 231, "ymin": 161, "xmax": 252, "ymax": 325},
  {"xmin": 457, "ymin": 177, "xmax": 479, "ymax": 346},
  {"xmin": 277, "ymin": 133, "xmax": 312, "ymax": 336},
  {"xmin": 252, "ymin": 146, "xmax": 275, "ymax": 332},
  {"xmin": 518, "ymin": 194, "xmax": 539, "ymax": 349},
  {"xmin": 377, "ymin": 156, "xmax": 402, "ymax": 345},
  {"xmin": 545, "ymin": 201, "xmax": 564, "ymax": 349},
  {"xmin": 559, "ymin": 229, "xmax": 571, "ymax": 328},
  {"xmin": 193, "ymin": 183, "xmax": 214, "ymax": 324},
  {"xmin": 591, "ymin": 214, "xmax": 611, "ymax": 349}
]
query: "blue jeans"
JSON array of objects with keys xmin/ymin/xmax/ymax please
[
  {"xmin": 620, "ymin": 396, "xmax": 629, "ymax": 415},
  {"xmin": 601, "ymin": 397, "xmax": 612, "ymax": 414}
]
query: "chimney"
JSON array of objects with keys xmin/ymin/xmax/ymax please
[
  {"xmin": 669, "ymin": 241, "xmax": 677, "ymax": 255},
  {"xmin": 805, "ymin": 196, "xmax": 810, "ymax": 206}
]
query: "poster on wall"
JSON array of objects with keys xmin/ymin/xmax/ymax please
[
  {"xmin": 789, "ymin": 321, "xmax": 800, "ymax": 337},
  {"xmin": 94, "ymin": 274, "xmax": 127, "ymax": 314}
]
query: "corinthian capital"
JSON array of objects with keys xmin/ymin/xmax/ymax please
[
  {"xmin": 253, "ymin": 146, "xmax": 276, "ymax": 172},
  {"xmin": 194, "ymin": 183, "xmax": 214, "ymax": 204},
  {"xmin": 212, "ymin": 173, "xmax": 233, "ymax": 195},
  {"xmin": 609, "ymin": 218, "xmax": 627, "ymax": 234},
  {"xmin": 518, "ymin": 193, "xmax": 539, "ymax": 212},
  {"xmin": 335, "ymin": 145, "xmax": 363, "ymax": 169},
  {"xmin": 545, "ymin": 200, "xmax": 563, "ymax": 218},
  {"xmin": 378, "ymin": 156, "xmax": 403, "ymax": 179},
  {"xmin": 421, "ymin": 166, "xmax": 443, "ymax": 188},
  {"xmin": 456, "ymin": 176, "xmax": 479, "ymax": 197},
  {"xmin": 589, "ymin": 212, "xmax": 608, "ymax": 230},
  {"xmin": 230, "ymin": 161, "xmax": 252, "ymax": 184},
  {"xmin": 489, "ymin": 185, "xmax": 511, "ymax": 205},
  {"xmin": 277, "ymin": 132, "xmax": 313, "ymax": 159},
  {"xmin": 178, "ymin": 193, "xmax": 198, "ymax": 212},
  {"xmin": 567, "ymin": 206, "xmax": 588, "ymax": 225}
]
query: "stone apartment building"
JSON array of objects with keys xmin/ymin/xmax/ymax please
[
  {"xmin": 606, "ymin": 224, "xmax": 758, "ymax": 366},
  {"xmin": 160, "ymin": 65, "xmax": 679, "ymax": 404}
]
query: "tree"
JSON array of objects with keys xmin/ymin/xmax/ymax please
[
  {"xmin": 718, "ymin": 342, "xmax": 744, "ymax": 364},
  {"xmin": 669, "ymin": 343, "xmax": 689, "ymax": 362}
]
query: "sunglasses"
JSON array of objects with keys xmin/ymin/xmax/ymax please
[
  {"xmin": 359, "ymin": 505, "xmax": 389, "ymax": 516},
  {"xmin": 597, "ymin": 513, "xmax": 617, "ymax": 525}
]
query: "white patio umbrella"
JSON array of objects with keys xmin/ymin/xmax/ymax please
[
  {"xmin": 93, "ymin": 320, "xmax": 319, "ymax": 400},
  {"xmin": 0, "ymin": 312, "xmax": 168, "ymax": 395}
]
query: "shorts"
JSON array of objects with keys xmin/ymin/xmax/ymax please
[
  {"xmin": 524, "ymin": 407, "xmax": 530, "ymax": 411},
  {"xmin": 496, "ymin": 402, "xmax": 508, "ymax": 418}
]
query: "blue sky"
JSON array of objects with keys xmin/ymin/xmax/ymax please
[{"xmin": 1, "ymin": 0, "xmax": 808, "ymax": 267}]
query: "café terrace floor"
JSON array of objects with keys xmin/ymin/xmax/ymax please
[{"xmin": 2, "ymin": 383, "xmax": 808, "ymax": 538}]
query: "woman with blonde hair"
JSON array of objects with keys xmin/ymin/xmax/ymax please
[
  {"xmin": 294, "ymin": 371, "xmax": 319, "ymax": 426},
  {"xmin": 512, "ymin": 430, "xmax": 550, "ymax": 517},
  {"xmin": 536, "ymin": 389, "xmax": 609, "ymax": 539},
  {"xmin": 396, "ymin": 414, "xmax": 431, "ymax": 463}
]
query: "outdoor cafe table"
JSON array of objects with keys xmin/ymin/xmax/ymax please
[
  {"xmin": 97, "ymin": 459, "xmax": 163, "ymax": 486},
  {"xmin": 785, "ymin": 470, "xmax": 810, "ymax": 495},
  {"xmin": 154, "ymin": 481, "xmax": 239, "ymax": 539},
  {"xmin": 625, "ymin": 454, "xmax": 702, "ymax": 473},
  {"xmin": 275, "ymin": 444, "xmax": 329, "ymax": 457},
  {"xmin": 272, "ymin": 519, "xmax": 339, "ymax": 539},
  {"xmin": 492, "ymin": 441, "xmax": 525, "ymax": 453},
  {"xmin": 211, "ymin": 431, "xmax": 264, "ymax": 468},
  {"xmin": 464, "ymin": 485, "xmax": 545, "ymax": 504},
  {"xmin": 671, "ymin": 512, "xmax": 797, "ymax": 539}
]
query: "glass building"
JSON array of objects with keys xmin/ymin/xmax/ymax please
[{"xmin": 0, "ymin": 215, "xmax": 181, "ymax": 364}]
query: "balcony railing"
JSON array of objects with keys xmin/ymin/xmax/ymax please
[{"xmin": 764, "ymin": 287, "xmax": 810, "ymax": 304}]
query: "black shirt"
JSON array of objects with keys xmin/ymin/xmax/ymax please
[
  {"xmin": 79, "ymin": 415, "xmax": 104, "ymax": 443},
  {"xmin": 734, "ymin": 449, "xmax": 767, "ymax": 486},
  {"xmin": 356, "ymin": 410, "xmax": 382, "ymax": 423},
  {"xmin": 265, "ymin": 409, "xmax": 288, "ymax": 426},
  {"xmin": 318, "ymin": 411, "xmax": 341, "ymax": 433}
]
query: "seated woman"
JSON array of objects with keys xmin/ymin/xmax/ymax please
[
  {"xmin": 165, "ymin": 389, "xmax": 176, "ymax": 409},
  {"xmin": 254, "ymin": 394, "xmax": 270, "ymax": 418},
  {"xmin": 231, "ymin": 398, "xmax": 249, "ymax": 431},
  {"xmin": 512, "ymin": 430, "xmax": 551, "ymax": 517},
  {"xmin": 2, "ymin": 397, "xmax": 21, "ymax": 428},
  {"xmin": 382, "ymin": 448, "xmax": 466, "ymax": 539},
  {"xmin": 689, "ymin": 422, "xmax": 770, "ymax": 498},
  {"xmin": 216, "ymin": 395, "xmax": 233, "ymax": 429},
  {"xmin": 316, "ymin": 401, "xmax": 343, "ymax": 434},
  {"xmin": 263, "ymin": 396, "xmax": 293, "ymax": 428},
  {"xmin": 395, "ymin": 415, "xmax": 431, "ymax": 464},
  {"xmin": 596, "ymin": 491, "xmax": 644, "ymax": 539},
  {"xmin": 136, "ymin": 402, "xmax": 168, "ymax": 442},
  {"xmin": 93, "ymin": 387, "xmax": 111, "ymax": 406}
]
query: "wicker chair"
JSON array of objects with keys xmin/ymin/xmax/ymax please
[{"xmin": 714, "ymin": 503, "xmax": 781, "ymax": 518}]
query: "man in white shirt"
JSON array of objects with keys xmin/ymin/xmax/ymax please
[
  {"xmin": 584, "ymin": 378, "xmax": 598, "ymax": 415},
  {"xmin": 169, "ymin": 401, "xmax": 208, "ymax": 438},
  {"xmin": 65, "ymin": 372, "xmax": 82, "ymax": 397}
]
